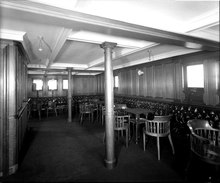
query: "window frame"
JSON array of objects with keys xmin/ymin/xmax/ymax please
[
  {"xmin": 32, "ymin": 79, "xmax": 43, "ymax": 91},
  {"xmin": 183, "ymin": 62, "xmax": 205, "ymax": 104},
  {"xmin": 186, "ymin": 64, "xmax": 204, "ymax": 89},
  {"xmin": 114, "ymin": 75, "xmax": 119, "ymax": 88},
  {"xmin": 62, "ymin": 79, "xmax": 68, "ymax": 90},
  {"xmin": 47, "ymin": 79, "xmax": 58, "ymax": 91}
]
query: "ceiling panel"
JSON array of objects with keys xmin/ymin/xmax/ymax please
[{"xmin": 0, "ymin": 0, "xmax": 219, "ymax": 75}]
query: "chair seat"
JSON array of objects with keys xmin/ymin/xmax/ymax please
[{"xmin": 114, "ymin": 123, "xmax": 129, "ymax": 131}]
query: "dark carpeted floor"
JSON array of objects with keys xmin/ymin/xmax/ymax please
[{"xmin": 1, "ymin": 112, "xmax": 219, "ymax": 182}]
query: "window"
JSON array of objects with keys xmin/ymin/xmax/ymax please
[
  {"xmin": 48, "ymin": 79, "xmax": 57, "ymax": 90},
  {"xmin": 187, "ymin": 64, "xmax": 204, "ymax": 88},
  {"xmin": 63, "ymin": 79, "xmax": 68, "ymax": 90},
  {"xmin": 114, "ymin": 76, "xmax": 119, "ymax": 88},
  {"xmin": 32, "ymin": 79, "xmax": 43, "ymax": 91}
]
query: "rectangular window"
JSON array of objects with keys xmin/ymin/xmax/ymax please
[
  {"xmin": 48, "ymin": 79, "xmax": 57, "ymax": 90},
  {"xmin": 187, "ymin": 64, "xmax": 204, "ymax": 88},
  {"xmin": 63, "ymin": 79, "xmax": 68, "ymax": 90},
  {"xmin": 114, "ymin": 76, "xmax": 119, "ymax": 88},
  {"xmin": 33, "ymin": 79, "xmax": 43, "ymax": 91}
]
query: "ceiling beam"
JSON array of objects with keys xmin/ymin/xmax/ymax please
[
  {"xmin": 22, "ymin": 33, "xmax": 40, "ymax": 63},
  {"xmin": 1, "ymin": 1, "xmax": 219, "ymax": 51},
  {"xmin": 46, "ymin": 28, "xmax": 72, "ymax": 68},
  {"xmin": 28, "ymin": 68, "xmax": 103, "ymax": 73}
]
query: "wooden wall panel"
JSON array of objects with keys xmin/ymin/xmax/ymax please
[
  {"xmin": 0, "ymin": 43, "xmax": 7, "ymax": 176},
  {"xmin": 127, "ymin": 70, "xmax": 132, "ymax": 95},
  {"xmin": 154, "ymin": 65, "xmax": 163, "ymax": 98},
  {"xmin": 0, "ymin": 41, "xmax": 29, "ymax": 176},
  {"xmin": 131, "ymin": 69, "xmax": 136, "ymax": 96},
  {"xmin": 28, "ymin": 75, "xmax": 98, "ymax": 97},
  {"xmin": 174, "ymin": 60, "xmax": 184, "ymax": 101},
  {"xmin": 139, "ymin": 73, "xmax": 144, "ymax": 96},
  {"xmin": 145, "ymin": 66, "xmax": 154, "ymax": 97},
  {"xmin": 164, "ymin": 62, "xmax": 175, "ymax": 99},
  {"xmin": 96, "ymin": 74, "xmax": 104, "ymax": 94},
  {"xmin": 107, "ymin": 51, "xmax": 219, "ymax": 106},
  {"xmin": 120, "ymin": 71, "xmax": 129, "ymax": 95}
]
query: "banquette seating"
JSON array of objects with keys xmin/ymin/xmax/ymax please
[{"xmin": 29, "ymin": 95, "xmax": 220, "ymax": 132}]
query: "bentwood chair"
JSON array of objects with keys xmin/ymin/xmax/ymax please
[
  {"xmin": 101, "ymin": 105, "xmax": 120, "ymax": 125},
  {"xmin": 143, "ymin": 115, "xmax": 175, "ymax": 160},
  {"xmin": 103, "ymin": 115, "xmax": 130, "ymax": 148},
  {"xmin": 186, "ymin": 119, "xmax": 220, "ymax": 182},
  {"xmin": 30, "ymin": 100, "xmax": 41, "ymax": 120},
  {"xmin": 114, "ymin": 115, "xmax": 131, "ymax": 148},
  {"xmin": 115, "ymin": 104, "xmax": 128, "ymax": 116},
  {"xmin": 46, "ymin": 100, "xmax": 58, "ymax": 117},
  {"xmin": 79, "ymin": 103, "xmax": 94, "ymax": 125}
]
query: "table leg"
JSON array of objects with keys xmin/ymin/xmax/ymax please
[
  {"xmin": 135, "ymin": 122, "xmax": 138, "ymax": 144},
  {"xmin": 135, "ymin": 115, "xmax": 140, "ymax": 144}
]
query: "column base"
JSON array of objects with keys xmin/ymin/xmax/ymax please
[
  {"xmin": 104, "ymin": 158, "xmax": 117, "ymax": 169},
  {"xmin": 9, "ymin": 164, "xmax": 18, "ymax": 175},
  {"xmin": 67, "ymin": 119, "xmax": 72, "ymax": 123}
]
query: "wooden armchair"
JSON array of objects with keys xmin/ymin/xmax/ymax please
[
  {"xmin": 143, "ymin": 115, "xmax": 175, "ymax": 160},
  {"xmin": 79, "ymin": 103, "xmax": 94, "ymax": 125},
  {"xmin": 186, "ymin": 119, "xmax": 220, "ymax": 181},
  {"xmin": 46, "ymin": 100, "xmax": 58, "ymax": 117}
]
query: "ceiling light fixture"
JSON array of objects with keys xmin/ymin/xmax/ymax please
[
  {"xmin": 138, "ymin": 69, "xmax": 144, "ymax": 76},
  {"xmin": 38, "ymin": 36, "xmax": 43, "ymax": 51},
  {"xmin": 38, "ymin": 36, "xmax": 52, "ymax": 52}
]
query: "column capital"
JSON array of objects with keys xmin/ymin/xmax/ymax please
[
  {"xmin": 67, "ymin": 67, "xmax": 72, "ymax": 71},
  {"xmin": 100, "ymin": 42, "xmax": 117, "ymax": 50}
]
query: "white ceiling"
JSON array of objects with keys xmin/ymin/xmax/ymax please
[{"xmin": 0, "ymin": 0, "xmax": 219, "ymax": 75}]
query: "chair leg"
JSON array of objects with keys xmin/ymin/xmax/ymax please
[
  {"xmin": 126, "ymin": 129, "xmax": 128, "ymax": 148},
  {"xmin": 128, "ymin": 123, "xmax": 131, "ymax": 141},
  {"xmin": 38, "ymin": 110, "xmax": 41, "ymax": 120},
  {"xmin": 80, "ymin": 113, "xmax": 83, "ymax": 124},
  {"xmin": 102, "ymin": 115, "xmax": 104, "ymax": 125},
  {"xmin": 92, "ymin": 113, "xmax": 94, "ymax": 123},
  {"xmin": 143, "ymin": 132, "xmax": 146, "ymax": 151},
  {"xmin": 55, "ymin": 109, "xmax": 57, "ymax": 116},
  {"xmin": 157, "ymin": 136, "xmax": 160, "ymax": 160},
  {"xmin": 168, "ymin": 134, "xmax": 175, "ymax": 154}
]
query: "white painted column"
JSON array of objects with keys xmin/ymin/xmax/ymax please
[
  {"xmin": 67, "ymin": 68, "xmax": 72, "ymax": 123},
  {"xmin": 100, "ymin": 42, "xmax": 117, "ymax": 169}
]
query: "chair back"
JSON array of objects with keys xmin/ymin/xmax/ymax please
[
  {"xmin": 48, "ymin": 100, "xmax": 56, "ymax": 109},
  {"xmin": 79, "ymin": 103, "xmax": 93, "ymax": 113},
  {"xmin": 187, "ymin": 119, "xmax": 220, "ymax": 165},
  {"xmin": 32, "ymin": 100, "xmax": 41, "ymax": 111},
  {"xmin": 114, "ymin": 115, "xmax": 130, "ymax": 130},
  {"xmin": 145, "ymin": 115, "xmax": 172, "ymax": 137},
  {"xmin": 187, "ymin": 119, "xmax": 213, "ymax": 133}
]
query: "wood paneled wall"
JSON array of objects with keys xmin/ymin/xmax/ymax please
[
  {"xmin": 27, "ymin": 75, "xmax": 98, "ymax": 97},
  {"xmin": 96, "ymin": 51, "xmax": 219, "ymax": 106},
  {"xmin": 0, "ymin": 40, "xmax": 29, "ymax": 176}
]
